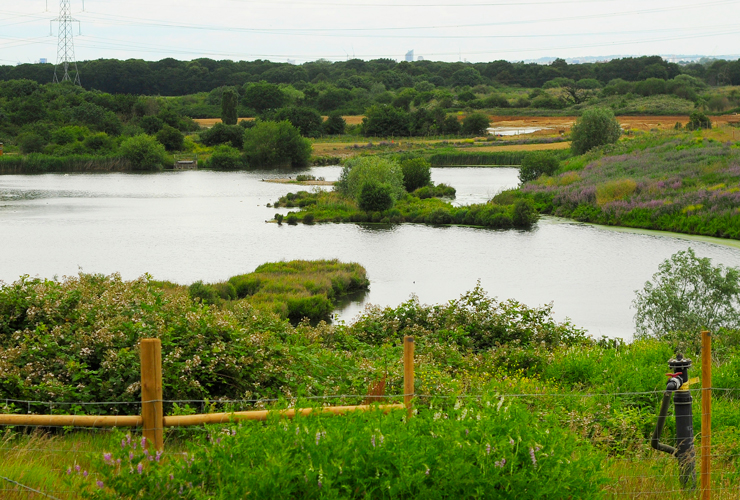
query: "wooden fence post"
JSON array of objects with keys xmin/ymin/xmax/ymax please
[
  {"xmin": 141, "ymin": 338, "xmax": 164, "ymax": 451},
  {"xmin": 701, "ymin": 330, "xmax": 712, "ymax": 500},
  {"xmin": 404, "ymin": 336, "xmax": 414, "ymax": 420}
]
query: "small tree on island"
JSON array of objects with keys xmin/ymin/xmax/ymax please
[
  {"xmin": 570, "ymin": 107, "xmax": 622, "ymax": 155},
  {"xmin": 400, "ymin": 157, "xmax": 432, "ymax": 192},
  {"xmin": 358, "ymin": 181, "xmax": 394, "ymax": 212},
  {"xmin": 336, "ymin": 156, "xmax": 405, "ymax": 202}
]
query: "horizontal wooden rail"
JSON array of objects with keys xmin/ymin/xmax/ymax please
[
  {"xmin": 0, "ymin": 414, "xmax": 142, "ymax": 428},
  {"xmin": 163, "ymin": 403, "xmax": 405, "ymax": 427}
]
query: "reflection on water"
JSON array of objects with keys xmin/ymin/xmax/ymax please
[{"xmin": 2, "ymin": 168, "xmax": 740, "ymax": 340}]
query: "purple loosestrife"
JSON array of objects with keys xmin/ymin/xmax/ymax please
[
  {"xmin": 529, "ymin": 447, "xmax": 537, "ymax": 466},
  {"xmin": 137, "ymin": 462, "xmax": 143, "ymax": 474}
]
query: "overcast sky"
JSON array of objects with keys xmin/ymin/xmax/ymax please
[{"xmin": 1, "ymin": 0, "xmax": 739, "ymax": 66}]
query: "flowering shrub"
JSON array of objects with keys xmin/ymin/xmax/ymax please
[
  {"xmin": 69, "ymin": 399, "xmax": 605, "ymax": 499},
  {"xmin": 523, "ymin": 135, "xmax": 740, "ymax": 239}
]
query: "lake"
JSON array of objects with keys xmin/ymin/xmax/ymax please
[{"xmin": 2, "ymin": 167, "xmax": 740, "ymax": 340}]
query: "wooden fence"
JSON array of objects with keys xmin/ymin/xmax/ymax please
[{"xmin": 0, "ymin": 336, "xmax": 416, "ymax": 452}]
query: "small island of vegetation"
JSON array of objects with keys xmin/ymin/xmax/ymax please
[{"xmin": 272, "ymin": 155, "xmax": 539, "ymax": 229}]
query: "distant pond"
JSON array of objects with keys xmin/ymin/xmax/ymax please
[{"xmin": 2, "ymin": 166, "xmax": 740, "ymax": 340}]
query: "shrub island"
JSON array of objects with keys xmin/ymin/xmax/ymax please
[
  {"xmin": 272, "ymin": 156, "xmax": 539, "ymax": 229},
  {"xmin": 181, "ymin": 259, "xmax": 369, "ymax": 323}
]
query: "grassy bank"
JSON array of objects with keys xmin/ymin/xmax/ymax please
[{"xmin": 519, "ymin": 132, "xmax": 740, "ymax": 239}]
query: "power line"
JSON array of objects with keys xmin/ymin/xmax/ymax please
[
  {"xmin": 76, "ymin": 0, "xmax": 735, "ymax": 34},
  {"xmin": 51, "ymin": 0, "xmax": 81, "ymax": 84}
]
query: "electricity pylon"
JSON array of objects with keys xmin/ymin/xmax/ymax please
[{"xmin": 52, "ymin": 0, "xmax": 81, "ymax": 85}]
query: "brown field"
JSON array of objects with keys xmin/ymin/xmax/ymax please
[{"xmin": 195, "ymin": 114, "xmax": 740, "ymax": 131}]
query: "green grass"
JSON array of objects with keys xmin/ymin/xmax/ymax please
[{"xmin": 189, "ymin": 259, "xmax": 370, "ymax": 322}]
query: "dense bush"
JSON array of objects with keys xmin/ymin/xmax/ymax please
[
  {"xmin": 519, "ymin": 152, "xmax": 560, "ymax": 183},
  {"xmin": 199, "ymin": 123, "xmax": 244, "ymax": 149},
  {"xmin": 358, "ymin": 180, "xmax": 394, "ymax": 212},
  {"xmin": 207, "ymin": 144, "xmax": 244, "ymax": 169},
  {"xmin": 119, "ymin": 134, "xmax": 167, "ymax": 170},
  {"xmin": 461, "ymin": 112, "xmax": 490, "ymax": 136},
  {"xmin": 273, "ymin": 106, "xmax": 324, "ymax": 137},
  {"xmin": 323, "ymin": 112, "xmax": 346, "ymax": 135},
  {"xmin": 242, "ymin": 120, "xmax": 312, "ymax": 168},
  {"xmin": 155, "ymin": 124, "xmax": 184, "ymax": 152},
  {"xmin": 570, "ymin": 107, "xmax": 622, "ymax": 155},
  {"xmin": 336, "ymin": 156, "xmax": 406, "ymax": 201},
  {"xmin": 686, "ymin": 111, "xmax": 711, "ymax": 131},
  {"xmin": 400, "ymin": 157, "xmax": 432, "ymax": 192},
  {"xmin": 362, "ymin": 104, "xmax": 410, "ymax": 137}
]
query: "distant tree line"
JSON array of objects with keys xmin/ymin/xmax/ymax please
[{"xmin": 2, "ymin": 56, "xmax": 739, "ymax": 97}]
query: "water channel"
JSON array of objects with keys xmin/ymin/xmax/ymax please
[{"xmin": 2, "ymin": 167, "xmax": 740, "ymax": 340}]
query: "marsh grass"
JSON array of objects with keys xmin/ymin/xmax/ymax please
[{"xmin": 0, "ymin": 155, "xmax": 134, "ymax": 174}]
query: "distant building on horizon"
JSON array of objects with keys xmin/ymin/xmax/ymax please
[
  {"xmin": 405, "ymin": 50, "xmax": 414, "ymax": 62},
  {"xmin": 39, "ymin": 58, "xmax": 47, "ymax": 64}
]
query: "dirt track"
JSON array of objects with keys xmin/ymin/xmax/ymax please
[
  {"xmin": 496, "ymin": 115, "xmax": 740, "ymax": 131},
  {"xmin": 194, "ymin": 114, "xmax": 740, "ymax": 131}
]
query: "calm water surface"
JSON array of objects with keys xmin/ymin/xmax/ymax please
[{"xmin": 2, "ymin": 167, "xmax": 740, "ymax": 340}]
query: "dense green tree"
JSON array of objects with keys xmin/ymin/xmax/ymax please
[
  {"xmin": 139, "ymin": 115, "xmax": 164, "ymax": 135},
  {"xmin": 400, "ymin": 157, "xmax": 432, "ymax": 192},
  {"xmin": 686, "ymin": 111, "xmax": 712, "ymax": 130},
  {"xmin": 120, "ymin": 134, "xmax": 168, "ymax": 170},
  {"xmin": 273, "ymin": 106, "xmax": 323, "ymax": 137},
  {"xmin": 199, "ymin": 123, "xmax": 244, "ymax": 149},
  {"xmin": 83, "ymin": 132, "xmax": 114, "ymax": 153},
  {"xmin": 450, "ymin": 67, "xmax": 483, "ymax": 87},
  {"xmin": 518, "ymin": 152, "xmax": 560, "ymax": 183},
  {"xmin": 440, "ymin": 115, "xmax": 461, "ymax": 135},
  {"xmin": 242, "ymin": 120, "xmax": 311, "ymax": 168},
  {"xmin": 323, "ymin": 112, "xmax": 346, "ymax": 135},
  {"xmin": 570, "ymin": 107, "xmax": 621, "ymax": 155},
  {"xmin": 16, "ymin": 132, "xmax": 47, "ymax": 154},
  {"xmin": 155, "ymin": 124, "xmax": 185, "ymax": 151},
  {"xmin": 358, "ymin": 180, "xmax": 394, "ymax": 212},
  {"xmin": 461, "ymin": 113, "xmax": 490, "ymax": 136},
  {"xmin": 362, "ymin": 105, "xmax": 410, "ymax": 137},
  {"xmin": 221, "ymin": 87, "xmax": 238, "ymax": 125},
  {"xmin": 208, "ymin": 144, "xmax": 244, "ymax": 169},
  {"xmin": 336, "ymin": 156, "xmax": 405, "ymax": 201},
  {"xmin": 242, "ymin": 82, "xmax": 286, "ymax": 113},
  {"xmin": 633, "ymin": 248, "xmax": 740, "ymax": 338}
]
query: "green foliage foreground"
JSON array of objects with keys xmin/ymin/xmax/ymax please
[
  {"xmin": 69, "ymin": 401, "xmax": 604, "ymax": 499},
  {"xmin": 2, "ymin": 268, "xmax": 740, "ymax": 497}
]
